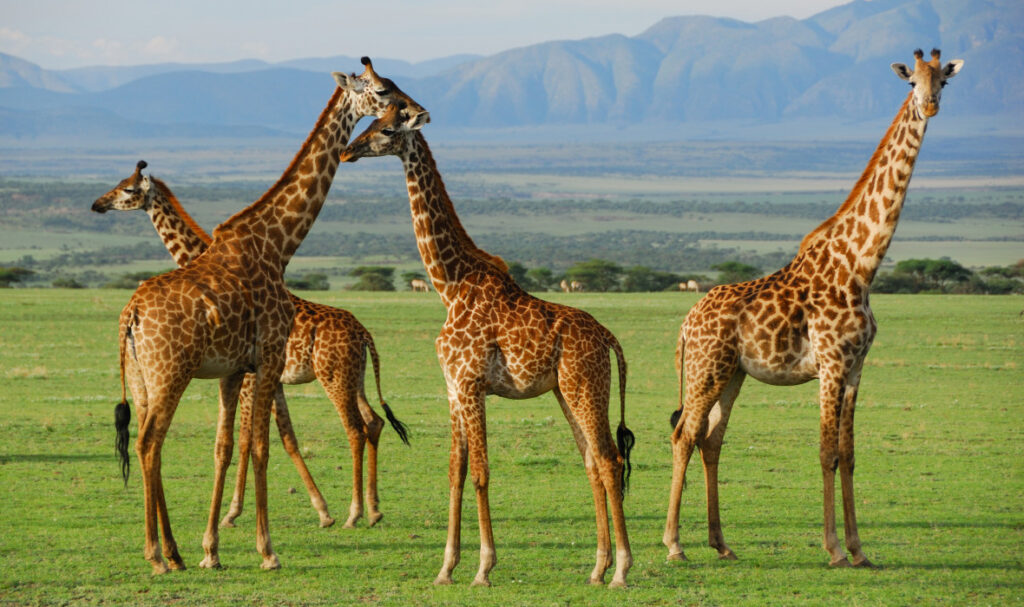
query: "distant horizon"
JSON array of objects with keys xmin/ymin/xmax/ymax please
[{"xmin": 2, "ymin": 0, "xmax": 848, "ymax": 71}]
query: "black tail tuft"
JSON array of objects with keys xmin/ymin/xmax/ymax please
[
  {"xmin": 114, "ymin": 400, "xmax": 131, "ymax": 487},
  {"xmin": 669, "ymin": 408, "xmax": 682, "ymax": 430},
  {"xmin": 381, "ymin": 402, "xmax": 410, "ymax": 446},
  {"xmin": 616, "ymin": 422, "xmax": 636, "ymax": 494}
]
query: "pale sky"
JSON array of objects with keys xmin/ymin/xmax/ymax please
[{"xmin": 1, "ymin": 0, "xmax": 849, "ymax": 70}]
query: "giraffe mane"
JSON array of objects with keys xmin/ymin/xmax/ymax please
[
  {"xmin": 151, "ymin": 177, "xmax": 213, "ymax": 244},
  {"xmin": 797, "ymin": 92, "xmax": 914, "ymax": 252},
  {"xmin": 414, "ymin": 132, "xmax": 509, "ymax": 275},
  {"xmin": 217, "ymin": 86, "xmax": 347, "ymax": 230}
]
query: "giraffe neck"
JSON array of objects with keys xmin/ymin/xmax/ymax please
[
  {"xmin": 213, "ymin": 87, "xmax": 358, "ymax": 271},
  {"xmin": 145, "ymin": 178, "xmax": 212, "ymax": 266},
  {"xmin": 399, "ymin": 132, "xmax": 507, "ymax": 306},
  {"xmin": 798, "ymin": 94, "xmax": 928, "ymax": 284}
]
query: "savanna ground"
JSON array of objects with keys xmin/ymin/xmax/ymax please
[{"xmin": 0, "ymin": 289, "xmax": 1021, "ymax": 606}]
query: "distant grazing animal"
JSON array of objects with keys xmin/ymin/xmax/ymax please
[
  {"xmin": 341, "ymin": 103, "xmax": 635, "ymax": 587},
  {"xmin": 410, "ymin": 278, "xmax": 430, "ymax": 292},
  {"xmin": 106, "ymin": 60, "xmax": 427, "ymax": 573},
  {"xmin": 663, "ymin": 49, "xmax": 963, "ymax": 568},
  {"xmin": 92, "ymin": 160, "xmax": 409, "ymax": 532},
  {"xmin": 678, "ymin": 280, "xmax": 701, "ymax": 293},
  {"xmin": 560, "ymin": 279, "xmax": 571, "ymax": 293},
  {"xmin": 571, "ymin": 280, "xmax": 585, "ymax": 292}
]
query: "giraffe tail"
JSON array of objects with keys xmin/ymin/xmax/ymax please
[
  {"xmin": 670, "ymin": 323, "xmax": 686, "ymax": 431},
  {"xmin": 607, "ymin": 330, "xmax": 635, "ymax": 494},
  {"xmin": 363, "ymin": 329, "xmax": 409, "ymax": 446},
  {"xmin": 114, "ymin": 305, "xmax": 133, "ymax": 487}
]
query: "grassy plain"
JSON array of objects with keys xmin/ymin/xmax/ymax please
[{"xmin": 0, "ymin": 290, "xmax": 1021, "ymax": 606}]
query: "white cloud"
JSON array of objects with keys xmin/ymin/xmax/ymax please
[{"xmin": 143, "ymin": 35, "xmax": 179, "ymax": 59}]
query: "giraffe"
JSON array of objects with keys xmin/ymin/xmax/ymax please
[
  {"xmin": 92, "ymin": 160, "xmax": 410, "ymax": 531},
  {"xmin": 110, "ymin": 60, "xmax": 427, "ymax": 574},
  {"xmin": 340, "ymin": 104, "xmax": 636, "ymax": 588},
  {"xmin": 662, "ymin": 49, "xmax": 963, "ymax": 567}
]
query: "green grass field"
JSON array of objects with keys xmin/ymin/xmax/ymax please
[{"xmin": 0, "ymin": 290, "xmax": 1021, "ymax": 606}]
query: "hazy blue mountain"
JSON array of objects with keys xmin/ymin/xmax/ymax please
[
  {"xmin": 0, "ymin": 53, "xmax": 79, "ymax": 93},
  {"xmin": 0, "ymin": 0, "xmax": 1019, "ymax": 141}
]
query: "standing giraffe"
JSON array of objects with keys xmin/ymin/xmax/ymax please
[
  {"xmin": 341, "ymin": 104, "xmax": 635, "ymax": 588},
  {"xmin": 111, "ymin": 60, "xmax": 427, "ymax": 573},
  {"xmin": 93, "ymin": 160, "xmax": 409, "ymax": 531},
  {"xmin": 663, "ymin": 50, "xmax": 963, "ymax": 567}
]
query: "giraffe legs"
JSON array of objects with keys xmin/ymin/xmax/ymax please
[
  {"xmin": 699, "ymin": 372, "xmax": 744, "ymax": 560},
  {"xmin": 821, "ymin": 370, "xmax": 873, "ymax": 567},
  {"xmin": 249, "ymin": 368, "xmax": 281, "ymax": 570},
  {"xmin": 135, "ymin": 382, "xmax": 187, "ymax": 574},
  {"xmin": 199, "ymin": 374, "xmax": 244, "ymax": 569},
  {"xmin": 357, "ymin": 391, "xmax": 386, "ymax": 526},
  {"xmin": 434, "ymin": 406, "xmax": 468, "ymax": 586},
  {"xmin": 664, "ymin": 361, "xmax": 739, "ymax": 562},
  {"xmin": 554, "ymin": 386, "xmax": 632, "ymax": 587},
  {"xmin": 221, "ymin": 379, "xmax": 334, "ymax": 528}
]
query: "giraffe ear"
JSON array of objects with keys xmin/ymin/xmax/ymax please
[
  {"xmin": 891, "ymin": 63, "xmax": 913, "ymax": 81},
  {"xmin": 140, "ymin": 176, "xmax": 152, "ymax": 192},
  {"xmin": 942, "ymin": 59, "xmax": 964, "ymax": 79},
  {"xmin": 403, "ymin": 111, "xmax": 430, "ymax": 131},
  {"xmin": 332, "ymin": 71, "xmax": 364, "ymax": 92}
]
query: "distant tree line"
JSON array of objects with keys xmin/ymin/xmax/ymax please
[{"xmin": 873, "ymin": 259, "xmax": 1024, "ymax": 294}]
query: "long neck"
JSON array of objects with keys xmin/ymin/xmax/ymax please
[
  {"xmin": 400, "ymin": 132, "xmax": 508, "ymax": 306},
  {"xmin": 798, "ymin": 94, "xmax": 928, "ymax": 284},
  {"xmin": 213, "ymin": 87, "xmax": 358, "ymax": 271},
  {"xmin": 146, "ymin": 178, "xmax": 212, "ymax": 267}
]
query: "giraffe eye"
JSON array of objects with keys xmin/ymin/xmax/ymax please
[
  {"xmin": 381, "ymin": 128, "xmax": 396, "ymax": 136},
  {"xmin": 124, "ymin": 187, "xmax": 135, "ymax": 193}
]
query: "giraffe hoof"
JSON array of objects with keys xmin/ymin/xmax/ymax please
[
  {"xmin": 198, "ymin": 556, "xmax": 221, "ymax": 570},
  {"xmin": 829, "ymin": 557, "xmax": 852, "ymax": 568},
  {"xmin": 319, "ymin": 516, "xmax": 336, "ymax": 528},
  {"xmin": 261, "ymin": 554, "xmax": 281, "ymax": 570},
  {"xmin": 666, "ymin": 551, "xmax": 687, "ymax": 561},
  {"xmin": 219, "ymin": 517, "xmax": 237, "ymax": 528},
  {"xmin": 149, "ymin": 560, "xmax": 170, "ymax": 575},
  {"xmin": 433, "ymin": 575, "xmax": 454, "ymax": 586},
  {"xmin": 608, "ymin": 579, "xmax": 627, "ymax": 589},
  {"xmin": 586, "ymin": 576, "xmax": 604, "ymax": 586},
  {"xmin": 471, "ymin": 576, "xmax": 491, "ymax": 587},
  {"xmin": 718, "ymin": 549, "xmax": 738, "ymax": 560},
  {"xmin": 167, "ymin": 556, "xmax": 187, "ymax": 571},
  {"xmin": 368, "ymin": 512, "xmax": 384, "ymax": 527},
  {"xmin": 851, "ymin": 556, "xmax": 876, "ymax": 568}
]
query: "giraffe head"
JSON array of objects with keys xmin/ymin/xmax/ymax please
[
  {"xmin": 339, "ymin": 102, "xmax": 430, "ymax": 163},
  {"xmin": 891, "ymin": 48, "xmax": 963, "ymax": 118},
  {"xmin": 91, "ymin": 160, "xmax": 154, "ymax": 213},
  {"xmin": 331, "ymin": 56, "xmax": 429, "ymax": 127}
]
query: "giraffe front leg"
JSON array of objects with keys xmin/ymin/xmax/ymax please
[
  {"xmin": 271, "ymin": 385, "xmax": 334, "ymax": 528},
  {"xmin": 434, "ymin": 412, "xmax": 468, "ymax": 585},
  {"xmin": 819, "ymin": 378, "xmax": 848, "ymax": 567},
  {"xmin": 221, "ymin": 375, "xmax": 253, "ymax": 528},
  {"xmin": 462, "ymin": 405, "xmax": 496, "ymax": 587},
  {"xmin": 200, "ymin": 374, "xmax": 243, "ymax": 569},
  {"xmin": 838, "ymin": 378, "xmax": 873, "ymax": 568}
]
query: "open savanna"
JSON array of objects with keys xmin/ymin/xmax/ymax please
[{"xmin": 0, "ymin": 289, "xmax": 1021, "ymax": 606}]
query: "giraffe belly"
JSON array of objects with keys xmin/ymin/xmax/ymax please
[
  {"xmin": 485, "ymin": 350, "xmax": 558, "ymax": 399},
  {"xmin": 740, "ymin": 352, "xmax": 818, "ymax": 386}
]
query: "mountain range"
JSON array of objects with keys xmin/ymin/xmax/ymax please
[{"xmin": 0, "ymin": 0, "xmax": 1020, "ymax": 143}]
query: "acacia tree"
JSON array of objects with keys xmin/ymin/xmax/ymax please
[
  {"xmin": 564, "ymin": 259, "xmax": 622, "ymax": 292},
  {"xmin": 711, "ymin": 261, "xmax": 760, "ymax": 285},
  {"xmin": 348, "ymin": 266, "xmax": 395, "ymax": 291},
  {"xmin": 0, "ymin": 266, "xmax": 33, "ymax": 287}
]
